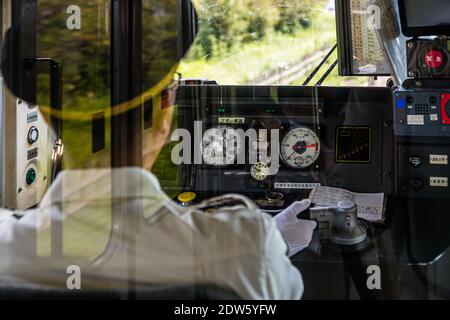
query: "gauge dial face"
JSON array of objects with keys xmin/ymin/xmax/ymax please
[
  {"xmin": 281, "ymin": 127, "xmax": 320, "ymax": 169},
  {"xmin": 202, "ymin": 127, "xmax": 242, "ymax": 166},
  {"xmin": 251, "ymin": 161, "xmax": 270, "ymax": 181}
]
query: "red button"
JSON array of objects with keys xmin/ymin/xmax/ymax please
[
  {"xmin": 424, "ymin": 50, "xmax": 445, "ymax": 69},
  {"xmin": 441, "ymin": 94, "xmax": 450, "ymax": 125}
]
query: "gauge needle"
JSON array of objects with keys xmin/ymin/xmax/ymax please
[{"xmin": 293, "ymin": 144, "xmax": 317, "ymax": 149}]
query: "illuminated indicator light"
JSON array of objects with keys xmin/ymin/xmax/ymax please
[
  {"xmin": 178, "ymin": 192, "xmax": 197, "ymax": 205},
  {"xmin": 396, "ymin": 99, "xmax": 406, "ymax": 109},
  {"xmin": 26, "ymin": 168, "xmax": 37, "ymax": 186}
]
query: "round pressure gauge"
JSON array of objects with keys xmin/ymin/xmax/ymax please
[
  {"xmin": 250, "ymin": 161, "xmax": 270, "ymax": 181},
  {"xmin": 202, "ymin": 127, "xmax": 242, "ymax": 166},
  {"xmin": 280, "ymin": 127, "xmax": 320, "ymax": 169}
]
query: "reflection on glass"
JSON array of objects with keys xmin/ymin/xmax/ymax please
[
  {"xmin": 35, "ymin": 1, "xmax": 111, "ymax": 169},
  {"xmin": 142, "ymin": 0, "xmax": 179, "ymax": 91},
  {"xmin": 33, "ymin": 1, "xmax": 112, "ymax": 259}
]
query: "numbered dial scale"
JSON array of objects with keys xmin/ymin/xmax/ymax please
[
  {"xmin": 202, "ymin": 126, "xmax": 242, "ymax": 166},
  {"xmin": 250, "ymin": 161, "xmax": 270, "ymax": 181},
  {"xmin": 280, "ymin": 127, "xmax": 321, "ymax": 169}
]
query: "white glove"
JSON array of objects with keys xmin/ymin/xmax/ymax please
[{"xmin": 274, "ymin": 200, "xmax": 318, "ymax": 257}]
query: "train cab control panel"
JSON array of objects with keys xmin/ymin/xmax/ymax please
[{"xmin": 172, "ymin": 85, "xmax": 395, "ymax": 210}]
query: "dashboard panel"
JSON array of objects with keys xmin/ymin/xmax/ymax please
[{"xmin": 166, "ymin": 86, "xmax": 395, "ymax": 209}]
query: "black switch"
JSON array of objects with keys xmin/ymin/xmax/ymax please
[
  {"xmin": 409, "ymin": 178, "xmax": 424, "ymax": 191},
  {"xmin": 429, "ymin": 96, "xmax": 438, "ymax": 104},
  {"xmin": 409, "ymin": 155, "xmax": 423, "ymax": 168},
  {"xmin": 406, "ymin": 96, "xmax": 414, "ymax": 104}
]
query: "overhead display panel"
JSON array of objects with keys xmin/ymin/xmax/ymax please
[{"xmin": 399, "ymin": 0, "xmax": 450, "ymax": 37}]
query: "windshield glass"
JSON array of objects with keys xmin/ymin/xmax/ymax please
[{"xmin": 178, "ymin": 0, "xmax": 369, "ymax": 86}]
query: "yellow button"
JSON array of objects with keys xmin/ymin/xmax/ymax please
[{"xmin": 178, "ymin": 192, "xmax": 197, "ymax": 204}]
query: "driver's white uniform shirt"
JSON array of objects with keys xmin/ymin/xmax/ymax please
[{"xmin": 0, "ymin": 168, "xmax": 303, "ymax": 300}]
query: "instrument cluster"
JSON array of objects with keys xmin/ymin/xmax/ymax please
[
  {"xmin": 200, "ymin": 121, "xmax": 322, "ymax": 183},
  {"xmin": 172, "ymin": 85, "xmax": 394, "ymax": 201}
]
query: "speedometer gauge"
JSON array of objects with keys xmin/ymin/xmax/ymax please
[
  {"xmin": 281, "ymin": 127, "xmax": 320, "ymax": 169},
  {"xmin": 202, "ymin": 127, "xmax": 242, "ymax": 166}
]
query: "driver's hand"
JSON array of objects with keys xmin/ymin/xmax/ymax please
[{"xmin": 274, "ymin": 200, "xmax": 318, "ymax": 257}]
